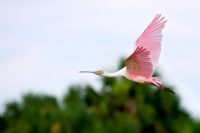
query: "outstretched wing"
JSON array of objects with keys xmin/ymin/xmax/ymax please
[{"xmin": 125, "ymin": 14, "xmax": 167, "ymax": 77}]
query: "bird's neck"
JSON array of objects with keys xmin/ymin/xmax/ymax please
[{"xmin": 103, "ymin": 67, "xmax": 126, "ymax": 77}]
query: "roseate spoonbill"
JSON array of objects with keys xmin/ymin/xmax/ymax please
[{"xmin": 80, "ymin": 14, "xmax": 175, "ymax": 94}]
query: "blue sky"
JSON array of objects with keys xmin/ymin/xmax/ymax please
[{"xmin": 0, "ymin": 0, "xmax": 200, "ymax": 117}]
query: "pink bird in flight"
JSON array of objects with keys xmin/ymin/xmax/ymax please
[{"xmin": 80, "ymin": 14, "xmax": 175, "ymax": 94}]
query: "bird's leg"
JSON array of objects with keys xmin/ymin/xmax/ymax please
[
  {"xmin": 150, "ymin": 83, "xmax": 176, "ymax": 94},
  {"xmin": 159, "ymin": 85, "xmax": 176, "ymax": 94}
]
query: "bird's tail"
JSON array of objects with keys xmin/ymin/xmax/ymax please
[
  {"xmin": 152, "ymin": 77, "xmax": 162, "ymax": 84},
  {"xmin": 152, "ymin": 77, "xmax": 176, "ymax": 94}
]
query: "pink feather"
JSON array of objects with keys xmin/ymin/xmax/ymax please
[{"xmin": 125, "ymin": 14, "xmax": 167, "ymax": 78}]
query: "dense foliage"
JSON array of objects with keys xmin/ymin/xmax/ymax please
[{"xmin": 0, "ymin": 66, "xmax": 200, "ymax": 132}]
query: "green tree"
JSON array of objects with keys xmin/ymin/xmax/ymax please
[{"xmin": 1, "ymin": 61, "xmax": 200, "ymax": 133}]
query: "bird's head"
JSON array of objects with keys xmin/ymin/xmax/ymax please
[
  {"xmin": 79, "ymin": 70, "xmax": 104, "ymax": 76},
  {"xmin": 93, "ymin": 70, "xmax": 104, "ymax": 76}
]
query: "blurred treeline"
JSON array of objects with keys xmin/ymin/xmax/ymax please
[{"xmin": 0, "ymin": 65, "xmax": 200, "ymax": 133}]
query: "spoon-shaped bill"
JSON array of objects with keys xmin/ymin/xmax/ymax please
[
  {"xmin": 79, "ymin": 71, "xmax": 96, "ymax": 73},
  {"xmin": 79, "ymin": 70, "xmax": 104, "ymax": 75}
]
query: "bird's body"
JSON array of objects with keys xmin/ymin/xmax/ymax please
[
  {"xmin": 97, "ymin": 66, "xmax": 158, "ymax": 84},
  {"xmin": 80, "ymin": 14, "xmax": 175, "ymax": 94}
]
